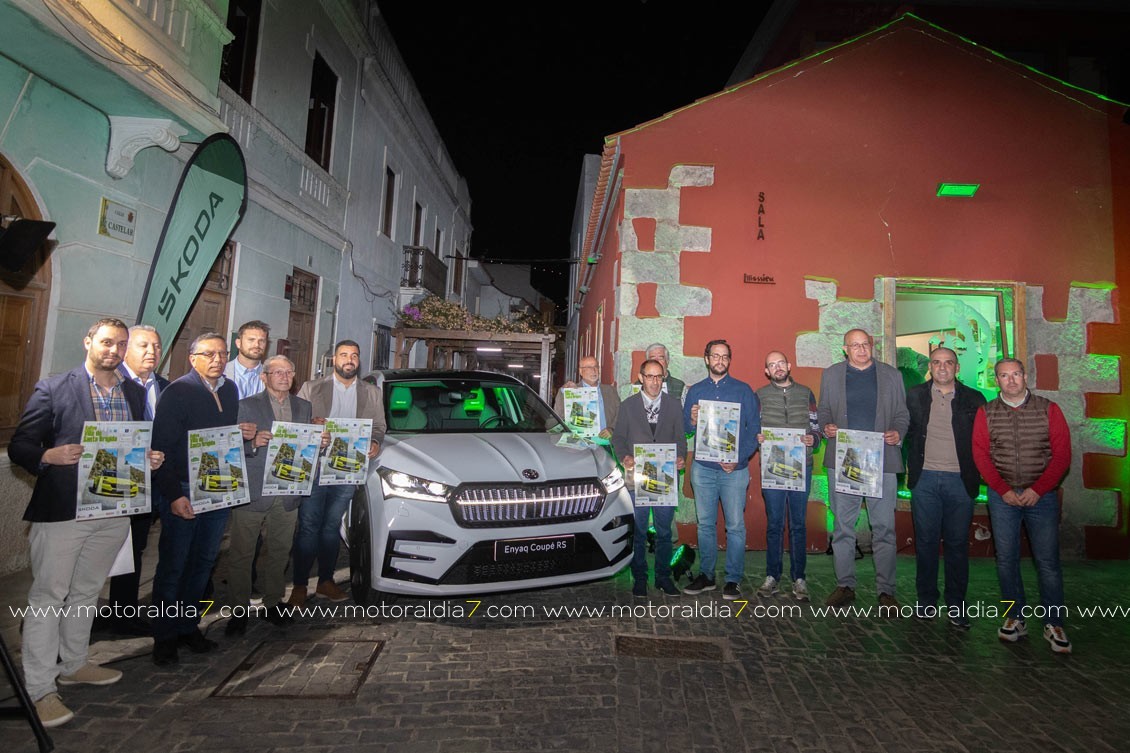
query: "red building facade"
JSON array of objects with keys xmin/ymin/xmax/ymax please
[{"xmin": 576, "ymin": 15, "xmax": 1130, "ymax": 558}]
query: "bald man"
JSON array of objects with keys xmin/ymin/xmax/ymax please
[{"xmin": 553, "ymin": 356, "xmax": 619, "ymax": 438}]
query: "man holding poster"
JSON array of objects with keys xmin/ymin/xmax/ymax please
[
  {"xmin": 756, "ymin": 351, "xmax": 821, "ymax": 601},
  {"xmin": 612, "ymin": 359, "xmax": 686, "ymax": 597},
  {"xmin": 553, "ymin": 355, "xmax": 619, "ymax": 438},
  {"xmin": 227, "ymin": 355, "xmax": 320, "ymax": 635},
  {"xmin": 9, "ymin": 318, "xmax": 160, "ymax": 728},
  {"xmin": 151, "ymin": 332, "xmax": 241, "ymax": 666},
  {"xmin": 818, "ymin": 329, "xmax": 909, "ymax": 610},
  {"xmin": 682, "ymin": 340, "xmax": 760, "ymax": 601}
]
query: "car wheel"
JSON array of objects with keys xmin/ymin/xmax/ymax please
[
  {"xmin": 348, "ymin": 488, "xmax": 374, "ymax": 605},
  {"xmin": 348, "ymin": 487, "xmax": 396, "ymax": 607}
]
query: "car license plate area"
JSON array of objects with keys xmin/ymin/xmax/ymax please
[{"xmin": 494, "ymin": 535, "xmax": 575, "ymax": 562}]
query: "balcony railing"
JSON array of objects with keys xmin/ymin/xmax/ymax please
[{"xmin": 402, "ymin": 246, "xmax": 448, "ymax": 297}]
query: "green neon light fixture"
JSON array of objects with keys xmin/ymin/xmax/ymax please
[{"xmin": 937, "ymin": 183, "xmax": 980, "ymax": 197}]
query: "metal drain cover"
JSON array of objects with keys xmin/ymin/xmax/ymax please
[
  {"xmin": 614, "ymin": 635, "xmax": 728, "ymax": 661},
  {"xmin": 213, "ymin": 639, "xmax": 383, "ymax": 699}
]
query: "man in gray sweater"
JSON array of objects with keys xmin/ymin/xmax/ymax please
[{"xmin": 817, "ymin": 329, "xmax": 909, "ymax": 609}]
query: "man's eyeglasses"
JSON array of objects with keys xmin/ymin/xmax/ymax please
[
  {"xmin": 266, "ymin": 370, "xmax": 295, "ymax": 377},
  {"xmin": 707, "ymin": 354, "xmax": 731, "ymax": 362},
  {"xmin": 191, "ymin": 350, "xmax": 228, "ymax": 361},
  {"xmin": 845, "ymin": 343, "xmax": 871, "ymax": 351},
  {"xmin": 640, "ymin": 373, "xmax": 664, "ymax": 380}
]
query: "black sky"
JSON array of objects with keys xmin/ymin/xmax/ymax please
[{"xmin": 380, "ymin": 2, "xmax": 773, "ymax": 307}]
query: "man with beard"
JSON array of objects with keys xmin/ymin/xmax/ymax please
[
  {"xmin": 682, "ymin": 339, "xmax": 760, "ymax": 600},
  {"xmin": 290, "ymin": 340, "xmax": 385, "ymax": 606},
  {"xmin": 224, "ymin": 320, "xmax": 270, "ymax": 398},
  {"xmin": 96, "ymin": 325, "xmax": 169, "ymax": 636},
  {"xmin": 755, "ymin": 351, "xmax": 820, "ymax": 601},
  {"xmin": 150, "ymin": 331, "xmax": 240, "ymax": 665},
  {"xmin": 818, "ymin": 329, "xmax": 909, "ymax": 610},
  {"xmin": 905, "ymin": 347, "xmax": 985, "ymax": 627},
  {"xmin": 10, "ymin": 318, "xmax": 162, "ymax": 726}
]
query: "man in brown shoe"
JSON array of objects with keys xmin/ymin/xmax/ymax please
[
  {"xmin": 8, "ymin": 318, "xmax": 162, "ymax": 726},
  {"xmin": 292, "ymin": 340, "xmax": 385, "ymax": 604}
]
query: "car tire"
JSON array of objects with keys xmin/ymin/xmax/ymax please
[{"xmin": 348, "ymin": 488, "xmax": 396, "ymax": 607}]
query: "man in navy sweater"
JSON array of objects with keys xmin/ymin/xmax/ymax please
[
  {"xmin": 150, "ymin": 332, "xmax": 241, "ymax": 665},
  {"xmin": 682, "ymin": 339, "xmax": 761, "ymax": 600}
]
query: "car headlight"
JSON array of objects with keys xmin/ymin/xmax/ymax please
[
  {"xmin": 379, "ymin": 469, "xmax": 451, "ymax": 503},
  {"xmin": 600, "ymin": 466, "xmax": 626, "ymax": 494}
]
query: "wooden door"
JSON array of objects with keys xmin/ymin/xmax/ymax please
[
  {"xmin": 164, "ymin": 243, "xmax": 234, "ymax": 380},
  {"xmin": 286, "ymin": 268, "xmax": 318, "ymax": 383}
]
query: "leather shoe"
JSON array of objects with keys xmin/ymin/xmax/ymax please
[
  {"xmin": 316, "ymin": 580, "xmax": 349, "ymax": 602},
  {"xmin": 262, "ymin": 604, "xmax": 295, "ymax": 627},
  {"xmin": 152, "ymin": 638, "xmax": 179, "ymax": 666},
  {"xmin": 178, "ymin": 629, "xmax": 218, "ymax": 654},
  {"xmin": 224, "ymin": 616, "xmax": 248, "ymax": 636},
  {"xmin": 287, "ymin": 585, "xmax": 308, "ymax": 608}
]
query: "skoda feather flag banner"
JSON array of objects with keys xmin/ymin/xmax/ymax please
[{"xmin": 137, "ymin": 134, "xmax": 248, "ymax": 367}]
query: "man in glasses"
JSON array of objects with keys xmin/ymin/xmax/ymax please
[
  {"xmin": 818, "ymin": 329, "xmax": 909, "ymax": 609},
  {"xmin": 682, "ymin": 339, "xmax": 760, "ymax": 600},
  {"xmin": 612, "ymin": 359, "xmax": 687, "ymax": 597},
  {"xmin": 553, "ymin": 355, "xmax": 619, "ymax": 439},
  {"xmin": 226, "ymin": 355, "xmax": 320, "ymax": 635},
  {"xmin": 150, "ymin": 332, "xmax": 241, "ymax": 666}
]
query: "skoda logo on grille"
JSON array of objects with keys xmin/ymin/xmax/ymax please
[{"xmin": 522, "ymin": 469, "xmax": 540, "ymax": 480}]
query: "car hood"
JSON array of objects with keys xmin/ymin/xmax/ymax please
[{"xmin": 379, "ymin": 432, "xmax": 612, "ymax": 486}]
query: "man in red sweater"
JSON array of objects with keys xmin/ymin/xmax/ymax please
[{"xmin": 972, "ymin": 358, "xmax": 1072, "ymax": 654}]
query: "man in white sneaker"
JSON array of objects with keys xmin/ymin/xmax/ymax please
[
  {"xmin": 755, "ymin": 351, "xmax": 820, "ymax": 602},
  {"xmin": 8, "ymin": 318, "xmax": 163, "ymax": 727},
  {"xmin": 973, "ymin": 358, "xmax": 1073, "ymax": 653}
]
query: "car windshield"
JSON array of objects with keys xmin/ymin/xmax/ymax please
[{"xmin": 384, "ymin": 377, "xmax": 566, "ymax": 434}]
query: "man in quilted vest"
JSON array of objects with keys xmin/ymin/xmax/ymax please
[{"xmin": 972, "ymin": 358, "xmax": 1072, "ymax": 653}]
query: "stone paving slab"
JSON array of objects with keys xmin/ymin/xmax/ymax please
[{"xmin": 2, "ymin": 554, "xmax": 1129, "ymax": 752}]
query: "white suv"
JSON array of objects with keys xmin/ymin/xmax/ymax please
[{"xmin": 347, "ymin": 370, "xmax": 633, "ymax": 603}]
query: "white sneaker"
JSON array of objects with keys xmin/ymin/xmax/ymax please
[
  {"xmin": 792, "ymin": 578, "xmax": 810, "ymax": 602},
  {"xmin": 756, "ymin": 576, "xmax": 779, "ymax": 597},
  {"xmin": 998, "ymin": 618, "xmax": 1028, "ymax": 642},
  {"xmin": 35, "ymin": 693, "xmax": 73, "ymax": 728},
  {"xmin": 1043, "ymin": 624, "xmax": 1072, "ymax": 654}
]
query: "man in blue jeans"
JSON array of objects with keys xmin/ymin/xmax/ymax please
[
  {"xmin": 151, "ymin": 332, "xmax": 241, "ymax": 666},
  {"xmin": 755, "ymin": 351, "xmax": 821, "ymax": 601},
  {"xmin": 290, "ymin": 340, "xmax": 385, "ymax": 606},
  {"xmin": 904, "ymin": 347, "xmax": 986, "ymax": 628},
  {"xmin": 682, "ymin": 340, "xmax": 760, "ymax": 600},
  {"xmin": 973, "ymin": 358, "xmax": 1072, "ymax": 653}
]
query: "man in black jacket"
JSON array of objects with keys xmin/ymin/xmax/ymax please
[
  {"xmin": 904, "ymin": 346, "xmax": 986, "ymax": 627},
  {"xmin": 150, "ymin": 332, "xmax": 241, "ymax": 665},
  {"xmin": 612, "ymin": 359, "xmax": 687, "ymax": 597},
  {"xmin": 8, "ymin": 318, "xmax": 159, "ymax": 727}
]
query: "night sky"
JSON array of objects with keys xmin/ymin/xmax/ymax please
[{"xmin": 380, "ymin": 2, "xmax": 773, "ymax": 307}]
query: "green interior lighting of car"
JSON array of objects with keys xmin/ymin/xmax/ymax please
[
  {"xmin": 389, "ymin": 385, "xmax": 413, "ymax": 411},
  {"xmin": 462, "ymin": 388, "xmax": 485, "ymax": 413}
]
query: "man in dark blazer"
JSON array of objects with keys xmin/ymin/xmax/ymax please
[
  {"xmin": 291, "ymin": 339, "xmax": 385, "ymax": 605},
  {"xmin": 226, "ymin": 355, "xmax": 319, "ymax": 635},
  {"xmin": 817, "ymin": 328, "xmax": 909, "ymax": 609},
  {"xmin": 612, "ymin": 359, "xmax": 687, "ymax": 598},
  {"xmin": 905, "ymin": 347, "xmax": 986, "ymax": 627},
  {"xmin": 150, "ymin": 331, "xmax": 240, "ymax": 666},
  {"xmin": 553, "ymin": 355, "xmax": 620, "ymax": 439},
  {"xmin": 97, "ymin": 324, "xmax": 170, "ymax": 636},
  {"xmin": 8, "ymin": 318, "xmax": 160, "ymax": 728}
]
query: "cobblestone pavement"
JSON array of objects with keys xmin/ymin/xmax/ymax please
[{"xmin": 3, "ymin": 550, "xmax": 1129, "ymax": 753}]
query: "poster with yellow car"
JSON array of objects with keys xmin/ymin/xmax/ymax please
[
  {"xmin": 76, "ymin": 421, "xmax": 152, "ymax": 520},
  {"xmin": 188, "ymin": 425, "xmax": 250, "ymax": 512}
]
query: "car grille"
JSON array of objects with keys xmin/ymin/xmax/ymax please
[{"xmin": 451, "ymin": 480, "xmax": 604, "ymax": 527}]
